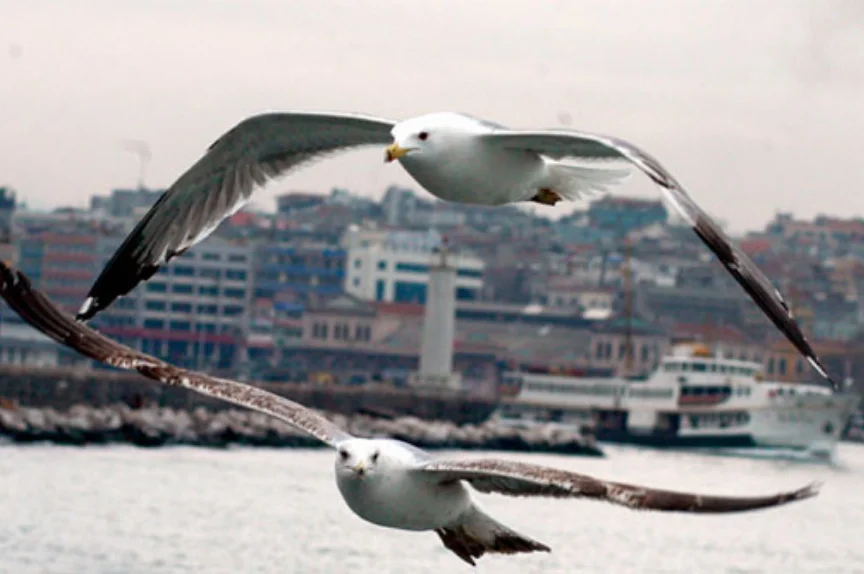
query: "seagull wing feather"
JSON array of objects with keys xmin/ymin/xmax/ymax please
[
  {"xmin": 78, "ymin": 111, "xmax": 396, "ymax": 321},
  {"xmin": 481, "ymin": 129, "xmax": 836, "ymax": 390},
  {"xmin": 0, "ymin": 263, "xmax": 352, "ymax": 447},
  {"xmin": 419, "ymin": 458, "xmax": 819, "ymax": 513}
]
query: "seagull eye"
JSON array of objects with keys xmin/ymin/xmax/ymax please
[
  {"xmin": 418, "ymin": 131, "xmax": 429, "ymax": 141},
  {"xmin": 371, "ymin": 451, "xmax": 379, "ymax": 463},
  {"xmin": 339, "ymin": 449, "xmax": 348, "ymax": 460}
]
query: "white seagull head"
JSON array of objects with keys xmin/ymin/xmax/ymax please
[
  {"xmin": 334, "ymin": 438, "xmax": 389, "ymax": 481},
  {"xmin": 385, "ymin": 112, "xmax": 486, "ymax": 164}
]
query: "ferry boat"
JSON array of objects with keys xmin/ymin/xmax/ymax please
[{"xmin": 491, "ymin": 344, "xmax": 860, "ymax": 456}]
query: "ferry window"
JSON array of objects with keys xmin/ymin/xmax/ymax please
[
  {"xmin": 681, "ymin": 363, "xmax": 690, "ymax": 372},
  {"xmin": 692, "ymin": 363, "xmax": 707, "ymax": 372},
  {"xmin": 709, "ymin": 364, "xmax": 717, "ymax": 372}
]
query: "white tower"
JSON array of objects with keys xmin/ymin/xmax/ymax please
[{"xmin": 412, "ymin": 239, "xmax": 462, "ymax": 390}]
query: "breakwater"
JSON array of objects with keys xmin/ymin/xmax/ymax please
[
  {"xmin": 0, "ymin": 365, "xmax": 498, "ymax": 425},
  {"xmin": 0, "ymin": 404, "xmax": 603, "ymax": 456}
]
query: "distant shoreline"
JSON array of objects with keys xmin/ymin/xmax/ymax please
[{"xmin": 0, "ymin": 404, "xmax": 604, "ymax": 457}]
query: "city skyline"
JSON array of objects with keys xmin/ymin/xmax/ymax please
[{"xmin": 2, "ymin": 1, "xmax": 864, "ymax": 233}]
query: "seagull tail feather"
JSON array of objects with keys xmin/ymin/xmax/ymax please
[
  {"xmin": 435, "ymin": 506, "xmax": 550, "ymax": 566},
  {"xmin": 543, "ymin": 160, "xmax": 632, "ymax": 201}
]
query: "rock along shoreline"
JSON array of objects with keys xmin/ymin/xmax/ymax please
[{"xmin": 0, "ymin": 404, "xmax": 604, "ymax": 457}]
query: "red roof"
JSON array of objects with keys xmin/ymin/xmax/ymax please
[
  {"xmin": 100, "ymin": 327, "xmax": 239, "ymax": 344},
  {"xmin": 739, "ymin": 239, "xmax": 772, "ymax": 257},
  {"xmin": 228, "ymin": 211, "xmax": 258, "ymax": 227}
]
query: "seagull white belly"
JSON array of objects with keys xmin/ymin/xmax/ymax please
[
  {"xmin": 336, "ymin": 470, "xmax": 471, "ymax": 531},
  {"xmin": 399, "ymin": 145, "xmax": 544, "ymax": 206}
]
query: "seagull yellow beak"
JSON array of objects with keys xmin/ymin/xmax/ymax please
[
  {"xmin": 385, "ymin": 143, "xmax": 410, "ymax": 163},
  {"xmin": 352, "ymin": 461, "xmax": 367, "ymax": 477}
]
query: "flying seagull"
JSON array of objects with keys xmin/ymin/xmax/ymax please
[
  {"xmin": 0, "ymin": 263, "xmax": 819, "ymax": 566},
  {"xmin": 74, "ymin": 111, "xmax": 834, "ymax": 389}
]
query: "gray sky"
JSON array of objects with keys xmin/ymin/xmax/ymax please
[{"xmin": 2, "ymin": 0, "xmax": 864, "ymax": 233}]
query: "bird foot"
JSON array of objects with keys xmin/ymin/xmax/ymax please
[{"xmin": 530, "ymin": 188, "xmax": 562, "ymax": 206}]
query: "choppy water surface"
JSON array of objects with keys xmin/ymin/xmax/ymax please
[{"xmin": 1, "ymin": 442, "xmax": 862, "ymax": 573}]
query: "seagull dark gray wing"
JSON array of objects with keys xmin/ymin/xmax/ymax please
[
  {"xmin": 419, "ymin": 458, "xmax": 819, "ymax": 513},
  {"xmin": 0, "ymin": 263, "xmax": 352, "ymax": 447},
  {"xmin": 77, "ymin": 111, "xmax": 396, "ymax": 321},
  {"xmin": 481, "ymin": 129, "xmax": 836, "ymax": 390}
]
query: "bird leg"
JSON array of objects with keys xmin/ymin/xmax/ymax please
[{"xmin": 530, "ymin": 188, "xmax": 562, "ymax": 206}]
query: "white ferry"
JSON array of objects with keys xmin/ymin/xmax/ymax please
[{"xmin": 491, "ymin": 344, "xmax": 860, "ymax": 456}]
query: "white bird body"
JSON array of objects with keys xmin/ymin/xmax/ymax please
[
  {"xmin": 392, "ymin": 112, "xmax": 628, "ymax": 205},
  {"xmin": 334, "ymin": 438, "xmax": 471, "ymax": 532},
  {"xmin": 392, "ymin": 113, "xmax": 545, "ymax": 205}
]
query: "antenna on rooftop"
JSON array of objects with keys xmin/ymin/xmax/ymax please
[{"xmin": 119, "ymin": 139, "xmax": 152, "ymax": 190}]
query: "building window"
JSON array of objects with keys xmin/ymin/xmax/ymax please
[
  {"xmin": 199, "ymin": 286, "xmax": 218, "ymax": 296},
  {"xmin": 172, "ymin": 283, "xmax": 194, "ymax": 294},
  {"xmin": 354, "ymin": 324, "xmax": 371, "ymax": 342},
  {"xmin": 145, "ymin": 300, "xmax": 166, "ymax": 311},
  {"xmin": 169, "ymin": 320, "xmax": 191, "ymax": 331},
  {"xmin": 225, "ymin": 269, "xmax": 247, "ymax": 281},
  {"xmin": 395, "ymin": 262, "xmax": 428, "ymax": 273},
  {"xmin": 147, "ymin": 282, "xmax": 167, "ymax": 293},
  {"xmin": 779, "ymin": 358, "xmax": 787, "ymax": 375},
  {"xmin": 375, "ymin": 279, "xmax": 386, "ymax": 301},
  {"xmin": 224, "ymin": 305, "xmax": 244, "ymax": 317},
  {"xmin": 224, "ymin": 288, "xmax": 246, "ymax": 299},
  {"xmin": 197, "ymin": 304, "xmax": 218, "ymax": 314},
  {"xmin": 353, "ymin": 278, "xmax": 361, "ymax": 287},
  {"xmin": 200, "ymin": 268, "xmax": 221, "ymax": 279},
  {"xmin": 174, "ymin": 266, "xmax": 195, "ymax": 277},
  {"xmin": 171, "ymin": 302, "xmax": 193, "ymax": 313},
  {"xmin": 456, "ymin": 287, "xmax": 477, "ymax": 301},
  {"xmin": 228, "ymin": 254, "xmax": 247, "ymax": 263},
  {"xmin": 354, "ymin": 259, "xmax": 362, "ymax": 269},
  {"xmin": 457, "ymin": 268, "xmax": 483, "ymax": 279},
  {"xmin": 202, "ymin": 252, "xmax": 220, "ymax": 261},
  {"xmin": 143, "ymin": 319, "xmax": 164, "ymax": 329},
  {"xmin": 312, "ymin": 323, "xmax": 329, "ymax": 339},
  {"xmin": 334, "ymin": 323, "xmax": 350, "ymax": 340},
  {"xmin": 377, "ymin": 260, "xmax": 387, "ymax": 270},
  {"xmin": 394, "ymin": 281, "xmax": 427, "ymax": 304}
]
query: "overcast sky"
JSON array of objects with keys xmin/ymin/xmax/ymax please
[{"xmin": 2, "ymin": 0, "xmax": 863, "ymax": 232}]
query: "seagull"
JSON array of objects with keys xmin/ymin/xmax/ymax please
[
  {"xmin": 73, "ymin": 111, "xmax": 835, "ymax": 389},
  {"xmin": 0, "ymin": 263, "xmax": 820, "ymax": 566}
]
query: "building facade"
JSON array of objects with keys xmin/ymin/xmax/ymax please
[
  {"xmin": 343, "ymin": 228, "xmax": 484, "ymax": 304},
  {"xmin": 93, "ymin": 235, "xmax": 254, "ymax": 371}
]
